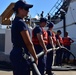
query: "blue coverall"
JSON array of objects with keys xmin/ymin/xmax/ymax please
[
  {"xmin": 10, "ymin": 16, "xmax": 31, "ymax": 75},
  {"xmin": 46, "ymin": 30, "xmax": 53, "ymax": 75},
  {"xmin": 32, "ymin": 26, "xmax": 45, "ymax": 75}
]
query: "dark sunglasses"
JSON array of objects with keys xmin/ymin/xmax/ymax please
[{"xmin": 24, "ymin": 8, "xmax": 29, "ymax": 11}]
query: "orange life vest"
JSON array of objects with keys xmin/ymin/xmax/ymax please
[
  {"xmin": 59, "ymin": 36, "xmax": 63, "ymax": 45},
  {"xmin": 32, "ymin": 27, "xmax": 48, "ymax": 45},
  {"xmin": 63, "ymin": 37, "xmax": 71, "ymax": 46},
  {"xmin": 52, "ymin": 32, "xmax": 56, "ymax": 44},
  {"xmin": 56, "ymin": 35, "xmax": 63, "ymax": 45}
]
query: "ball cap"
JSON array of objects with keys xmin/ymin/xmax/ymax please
[
  {"xmin": 40, "ymin": 18, "xmax": 47, "ymax": 23},
  {"xmin": 13, "ymin": 0, "xmax": 33, "ymax": 11},
  {"xmin": 57, "ymin": 30, "xmax": 62, "ymax": 34},
  {"xmin": 47, "ymin": 22, "xmax": 54, "ymax": 28}
]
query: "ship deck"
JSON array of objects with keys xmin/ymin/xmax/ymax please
[
  {"xmin": 0, "ymin": 70, "xmax": 76, "ymax": 75},
  {"xmin": 0, "ymin": 65, "xmax": 76, "ymax": 75}
]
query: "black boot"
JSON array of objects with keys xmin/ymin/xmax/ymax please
[
  {"xmin": 46, "ymin": 70, "xmax": 55, "ymax": 75},
  {"xmin": 46, "ymin": 70, "xmax": 51, "ymax": 75}
]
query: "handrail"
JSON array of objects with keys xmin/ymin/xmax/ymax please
[
  {"xmin": 45, "ymin": 0, "xmax": 63, "ymax": 18},
  {"xmin": 45, "ymin": 0, "xmax": 72, "ymax": 24}
]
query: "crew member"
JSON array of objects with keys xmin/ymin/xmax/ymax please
[
  {"xmin": 55, "ymin": 30, "xmax": 63, "ymax": 66},
  {"xmin": 32, "ymin": 18, "xmax": 48, "ymax": 75},
  {"xmin": 10, "ymin": 1, "xmax": 38, "ymax": 75},
  {"xmin": 46, "ymin": 22, "xmax": 56, "ymax": 75},
  {"xmin": 63, "ymin": 31, "xmax": 74, "ymax": 63}
]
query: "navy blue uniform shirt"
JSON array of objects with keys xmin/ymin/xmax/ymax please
[
  {"xmin": 56, "ymin": 34, "xmax": 63, "ymax": 46},
  {"xmin": 55, "ymin": 35, "xmax": 59, "ymax": 40},
  {"xmin": 33, "ymin": 26, "xmax": 42, "ymax": 37},
  {"xmin": 33, "ymin": 26, "xmax": 43, "ymax": 53},
  {"xmin": 47, "ymin": 30, "xmax": 52, "ymax": 37},
  {"xmin": 10, "ymin": 16, "xmax": 31, "ymax": 75},
  {"xmin": 11, "ymin": 16, "xmax": 30, "ymax": 53},
  {"xmin": 47, "ymin": 30, "xmax": 52, "ymax": 49}
]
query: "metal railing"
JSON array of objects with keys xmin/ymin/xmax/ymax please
[
  {"xmin": 45, "ymin": 0, "xmax": 63, "ymax": 18},
  {"xmin": 45, "ymin": 0, "xmax": 72, "ymax": 24}
]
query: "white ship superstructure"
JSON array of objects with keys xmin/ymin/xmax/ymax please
[{"xmin": 53, "ymin": 0, "xmax": 76, "ymax": 58}]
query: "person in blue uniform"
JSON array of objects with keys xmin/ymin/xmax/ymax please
[
  {"xmin": 62, "ymin": 31, "xmax": 74, "ymax": 63},
  {"xmin": 46, "ymin": 22, "xmax": 56, "ymax": 75},
  {"xmin": 55, "ymin": 30, "xmax": 63, "ymax": 66},
  {"xmin": 10, "ymin": 1, "xmax": 38, "ymax": 75},
  {"xmin": 32, "ymin": 18, "xmax": 48, "ymax": 75}
]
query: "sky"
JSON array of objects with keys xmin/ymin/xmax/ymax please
[{"xmin": 0, "ymin": 0, "xmax": 58, "ymax": 18}]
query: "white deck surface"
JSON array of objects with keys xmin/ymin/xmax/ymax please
[{"xmin": 0, "ymin": 71, "xmax": 76, "ymax": 75}]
